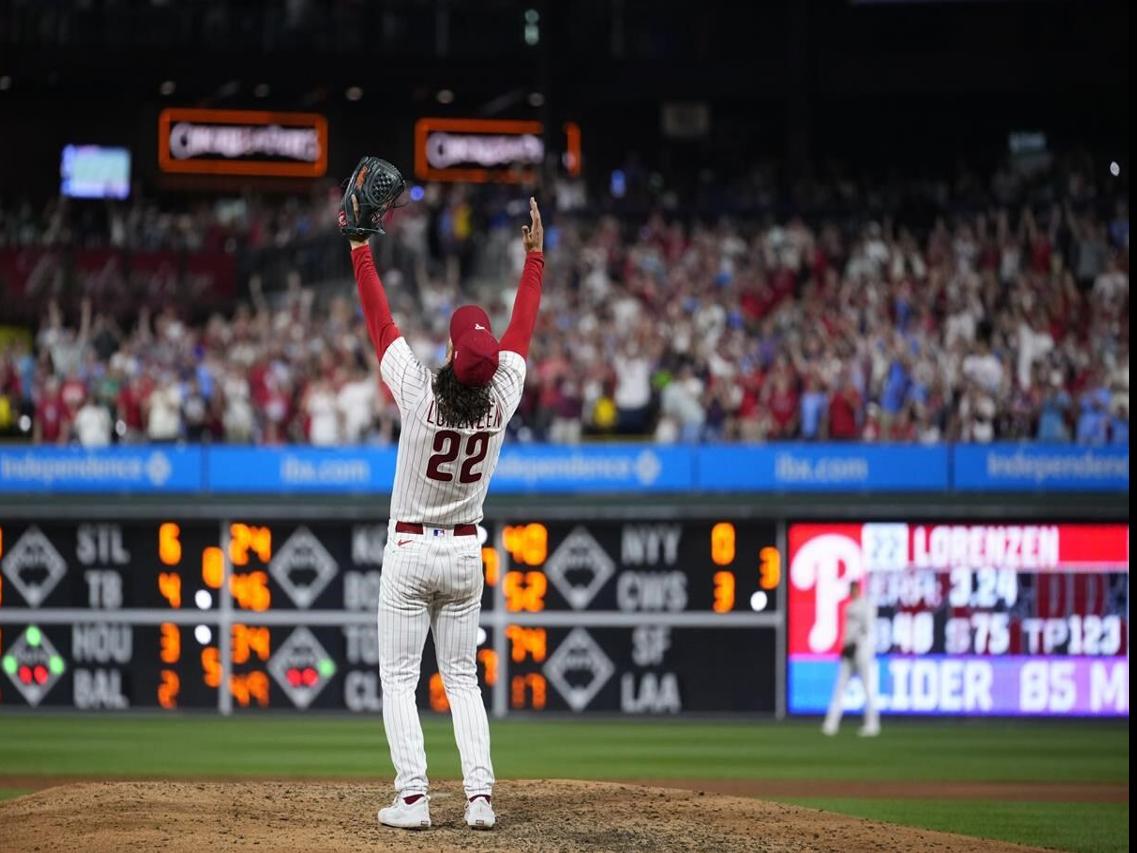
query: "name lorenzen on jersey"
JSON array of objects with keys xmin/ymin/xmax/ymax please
[{"xmin": 425, "ymin": 398, "xmax": 505, "ymax": 431}]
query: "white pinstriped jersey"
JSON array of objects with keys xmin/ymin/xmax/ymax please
[
  {"xmin": 381, "ymin": 337, "xmax": 526, "ymax": 525},
  {"xmin": 843, "ymin": 595, "xmax": 877, "ymax": 653}
]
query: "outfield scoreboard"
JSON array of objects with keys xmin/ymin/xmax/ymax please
[
  {"xmin": 3, "ymin": 517, "xmax": 1126, "ymax": 716},
  {"xmin": 788, "ymin": 522, "xmax": 1130, "ymax": 717},
  {"xmin": 0, "ymin": 518, "xmax": 780, "ymax": 714},
  {"xmin": 494, "ymin": 520, "xmax": 780, "ymax": 713},
  {"xmin": 0, "ymin": 523, "xmax": 220, "ymax": 710}
]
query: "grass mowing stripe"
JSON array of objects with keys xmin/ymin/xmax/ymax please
[
  {"xmin": 0, "ymin": 716, "xmax": 1127, "ymax": 784},
  {"xmin": 779, "ymin": 798, "xmax": 1129, "ymax": 853}
]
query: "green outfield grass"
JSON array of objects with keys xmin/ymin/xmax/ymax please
[
  {"xmin": 0, "ymin": 715, "xmax": 1128, "ymax": 851},
  {"xmin": 781, "ymin": 799, "xmax": 1129, "ymax": 853}
]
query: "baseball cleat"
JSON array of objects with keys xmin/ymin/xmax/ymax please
[
  {"xmin": 821, "ymin": 723, "xmax": 838, "ymax": 736},
  {"xmin": 465, "ymin": 796, "xmax": 496, "ymax": 830},
  {"xmin": 858, "ymin": 724, "xmax": 880, "ymax": 737},
  {"xmin": 378, "ymin": 794, "xmax": 431, "ymax": 829}
]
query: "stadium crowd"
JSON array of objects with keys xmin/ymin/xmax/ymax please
[{"xmin": 0, "ymin": 161, "xmax": 1129, "ymax": 448}]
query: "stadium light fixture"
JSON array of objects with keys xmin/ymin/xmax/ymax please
[{"xmin": 524, "ymin": 8, "xmax": 540, "ymax": 45}]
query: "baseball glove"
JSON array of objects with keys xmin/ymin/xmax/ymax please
[
  {"xmin": 338, "ymin": 156, "xmax": 407, "ymax": 239},
  {"xmin": 840, "ymin": 643, "xmax": 857, "ymax": 662}
]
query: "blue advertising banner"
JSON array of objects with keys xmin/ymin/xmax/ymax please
[
  {"xmin": 0, "ymin": 443, "xmax": 1127, "ymax": 495},
  {"xmin": 953, "ymin": 444, "xmax": 1130, "ymax": 491},
  {"xmin": 789, "ymin": 656, "xmax": 1128, "ymax": 717},
  {"xmin": 695, "ymin": 444, "xmax": 950, "ymax": 491},
  {"xmin": 0, "ymin": 446, "xmax": 204, "ymax": 493},
  {"xmin": 206, "ymin": 447, "xmax": 397, "ymax": 493},
  {"xmin": 491, "ymin": 444, "xmax": 694, "ymax": 493}
]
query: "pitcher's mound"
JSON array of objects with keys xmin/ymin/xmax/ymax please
[{"xmin": 0, "ymin": 779, "xmax": 1041, "ymax": 852}]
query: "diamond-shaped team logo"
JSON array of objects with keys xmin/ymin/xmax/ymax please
[
  {"xmin": 543, "ymin": 526, "xmax": 615, "ymax": 610},
  {"xmin": 268, "ymin": 527, "xmax": 338, "ymax": 609},
  {"xmin": 544, "ymin": 628, "xmax": 615, "ymax": 712},
  {"xmin": 266, "ymin": 627, "xmax": 336, "ymax": 709},
  {"xmin": 2, "ymin": 625, "xmax": 66, "ymax": 706},
  {"xmin": 1, "ymin": 526, "xmax": 67, "ymax": 607}
]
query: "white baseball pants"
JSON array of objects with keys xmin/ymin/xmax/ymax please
[
  {"xmin": 823, "ymin": 648, "xmax": 880, "ymax": 732},
  {"xmin": 377, "ymin": 521, "xmax": 494, "ymax": 798}
]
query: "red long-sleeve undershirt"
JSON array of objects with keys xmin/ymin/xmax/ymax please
[
  {"xmin": 500, "ymin": 251, "xmax": 544, "ymax": 358},
  {"xmin": 352, "ymin": 243, "xmax": 400, "ymax": 358},
  {"xmin": 353, "ymin": 243, "xmax": 543, "ymax": 360}
]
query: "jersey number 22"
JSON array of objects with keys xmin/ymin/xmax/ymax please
[{"xmin": 426, "ymin": 429, "xmax": 490, "ymax": 483}]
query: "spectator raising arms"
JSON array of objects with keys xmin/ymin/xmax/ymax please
[{"xmin": 4, "ymin": 154, "xmax": 1128, "ymax": 448}]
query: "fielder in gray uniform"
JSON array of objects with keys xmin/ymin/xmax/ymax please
[{"xmin": 822, "ymin": 578, "xmax": 880, "ymax": 736}]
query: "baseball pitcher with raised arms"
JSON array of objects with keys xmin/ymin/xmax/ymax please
[{"xmin": 339, "ymin": 157, "xmax": 544, "ymax": 832}]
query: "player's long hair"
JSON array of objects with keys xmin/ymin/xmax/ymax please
[{"xmin": 433, "ymin": 363, "xmax": 493, "ymax": 426}]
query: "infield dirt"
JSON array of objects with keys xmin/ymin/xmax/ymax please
[{"xmin": 0, "ymin": 779, "xmax": 1048, "ymax": 852}]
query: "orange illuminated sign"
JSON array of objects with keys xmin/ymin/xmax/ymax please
[
  {"xmin": 414, "ymin": 117, "xmax": 582, "ymax": 183},
  {"xmin": 158, "ymin": 108, "xmax": 328, "ymax": 178}
]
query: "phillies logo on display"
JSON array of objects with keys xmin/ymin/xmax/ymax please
[
  {"xmin": 788, "ymin": 524, "xmax": 866, "ymax": 655},
  {"xmin": 787, "ymin": 522, "xmax": 1132, "ymax": 656}
]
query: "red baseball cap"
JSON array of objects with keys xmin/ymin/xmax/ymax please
[{"xmin": 450, "ymin": 305, "xmax": 500, "ymax": 387}]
